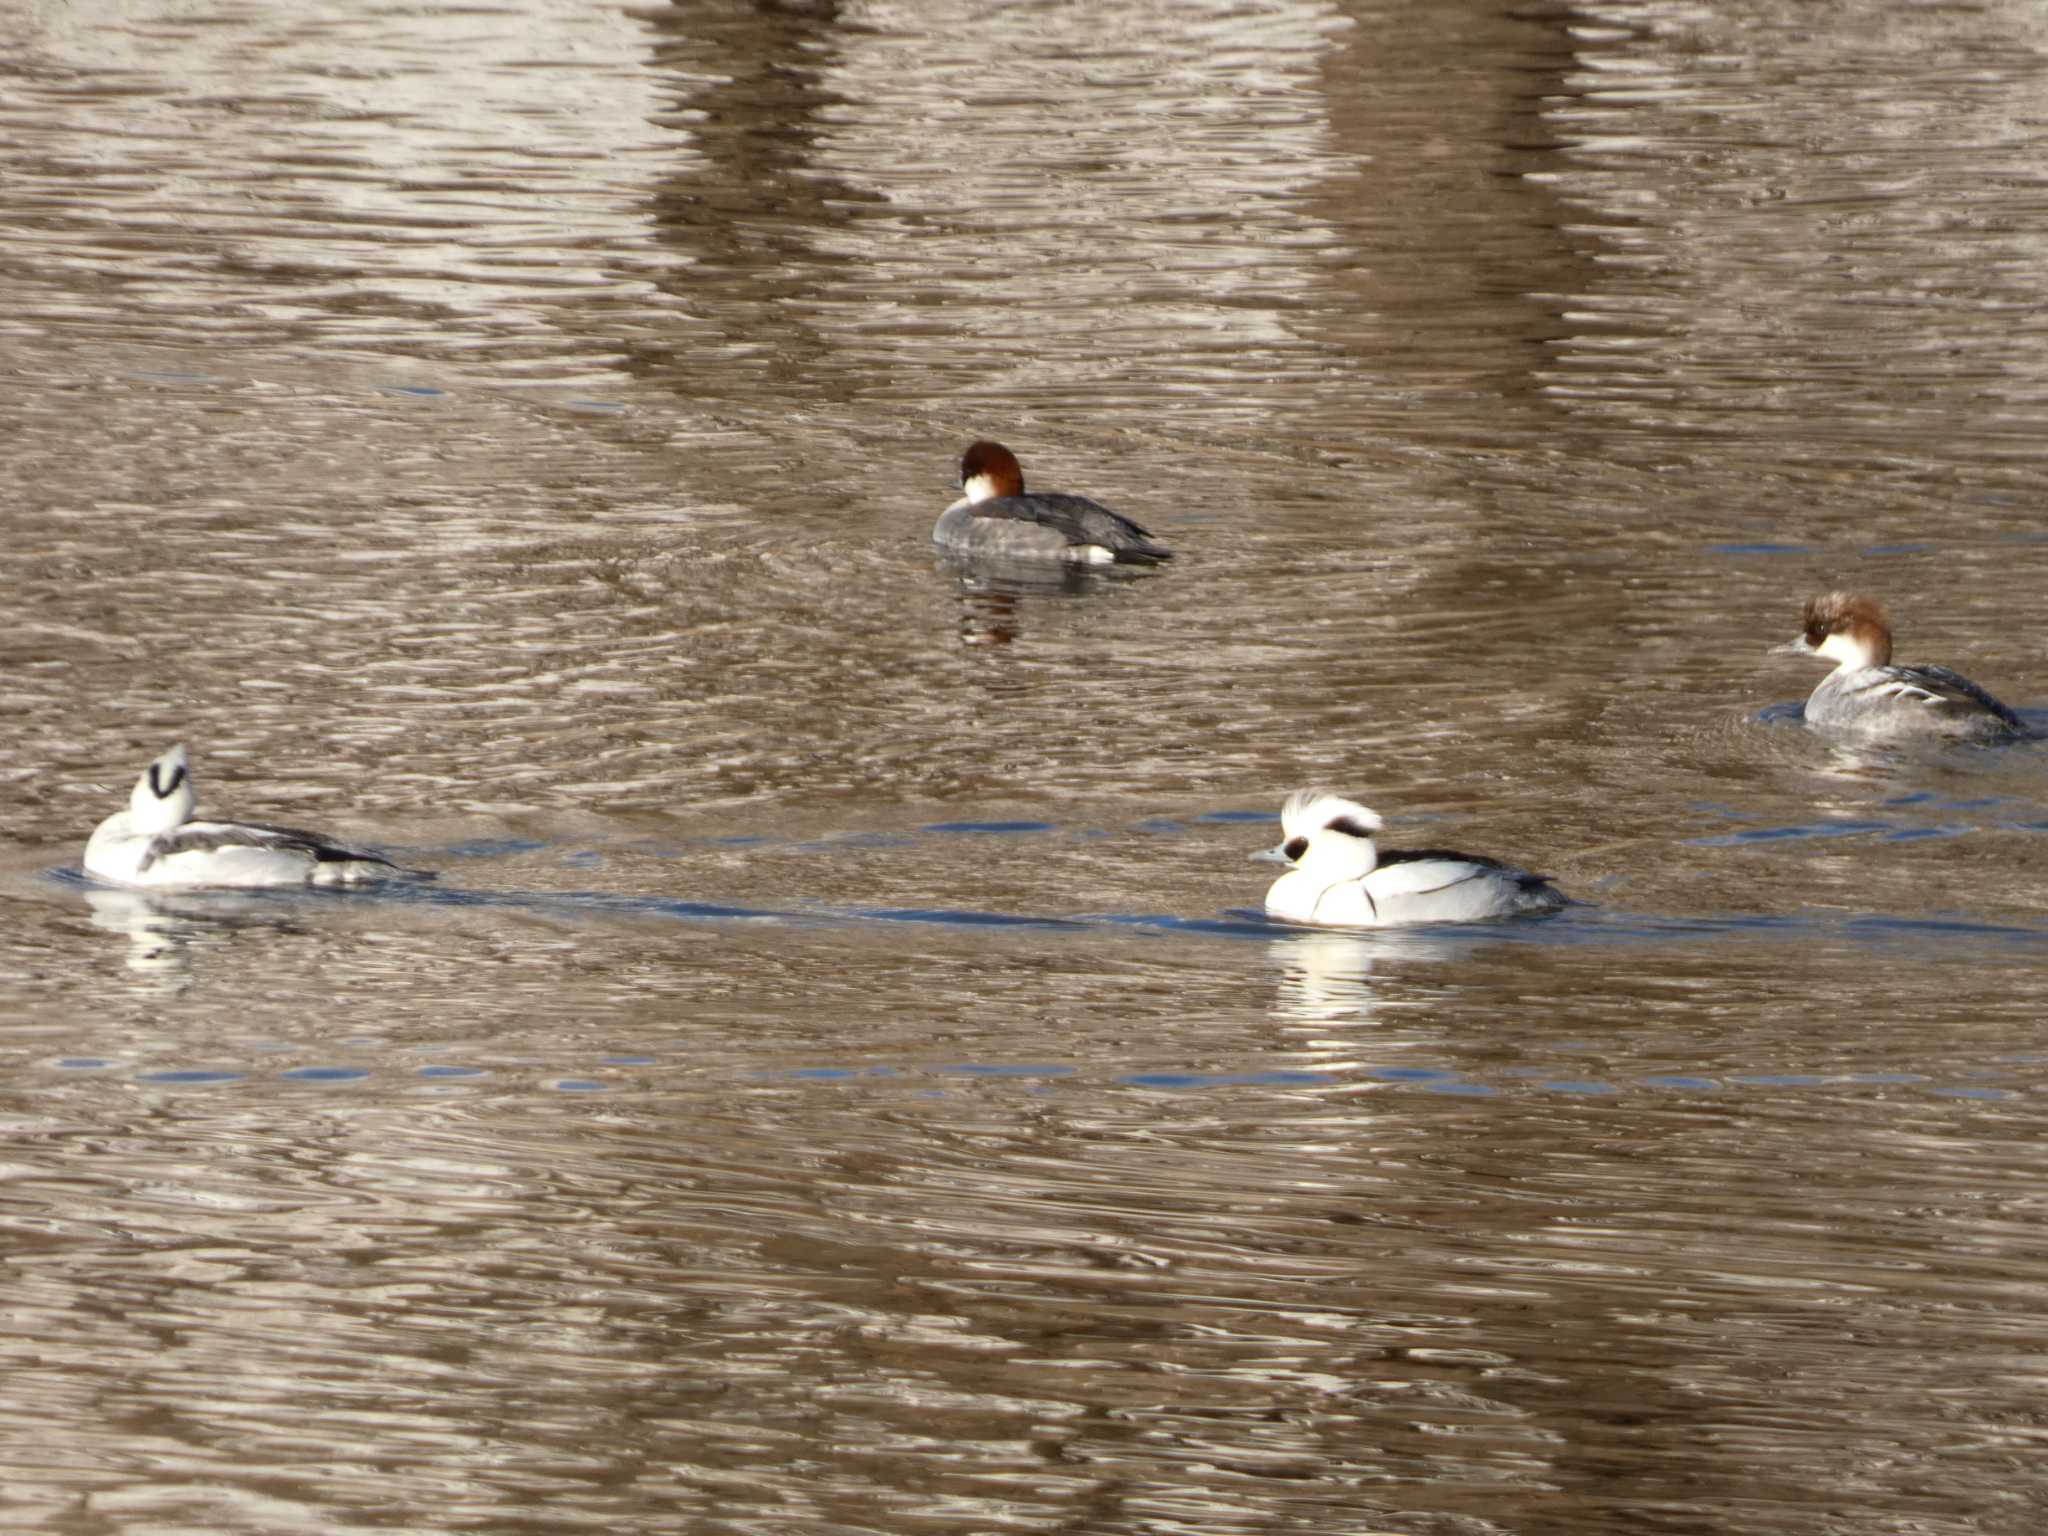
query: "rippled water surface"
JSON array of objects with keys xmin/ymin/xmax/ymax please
[{"xmin": 6, "ymin": 1, "xmax": 2048, "ymax": 1531}]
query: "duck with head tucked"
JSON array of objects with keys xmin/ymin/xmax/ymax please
[
  {"xmin": 85, "ymin": 744, "xmax": 429, "ymax": 889},
  {"xmin": 934, "ymin": 440, "xmax": 1172, "ymax": 566}
]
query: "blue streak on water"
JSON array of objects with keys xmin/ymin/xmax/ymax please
[
  {"xmin": 1090, "ymin": 910, "xmax": 1283, "ymax": 938},
  {"xmin": 859, "ymin": 907, "xmax": 1088, "ymax": 932},
  {"xmin": 63, "ymin": 1046, "xmax": 2047, "ymax": 1105},
  {"xmin": 921, "ymin": 820, "xmax": 1057, "ymax": 835},
  {"xmin": 55, "ymin": 1058, "xmax": 111, "ymax": 1071},
  {"xmin": 1846, "ymin": 914, "xmax": 2048, "ymax": 943},
  {"xmin": 46, "ymin": 865, "xmax": 2048, "ymax": 952},
  {"xmin": 802, "ymin": 831, "xmax": 917, "ymax": 851},
  {"xmin": 137, "ymin": 1070, "xmax": 244, "ymax": 1085},
  {"xmin": 434, "ymin": 838, "xmax": 549, "ymax": 860},
  {"xmin": 1690, "ymin": 819, "xmax": 1891, "ymax": 846},
  {"xmin": 1122, "ymin": 1070, "xmax": 1339, "ymax": 1089},
  {"xmin": 1731, "ymin": 1074, "xmax": 1830, "ymax": 1087}
]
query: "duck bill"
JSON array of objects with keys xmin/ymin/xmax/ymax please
[
  {"xmin": 1768, "ymin": 635, "xmax": 1816, "ymax": 656},
  {"xmin": 1249, "ymin": 843, "xmax": 1294, "ymax": 865}
]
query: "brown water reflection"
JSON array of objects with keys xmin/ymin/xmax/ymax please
[{"xmin": 5, "ymin": 0, "xmax": 2048, "ymax": 1531}]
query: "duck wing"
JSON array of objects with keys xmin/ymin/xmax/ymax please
[
  {"xmin": 972, "ymin": 494, "xmax": 1172, "ymax": 563},
  {"xmin": 1876, "ymin": 665, "xmax": 2024, "ymax": 730},
  {"xmin": 1371, "ymin": 847, "xmax": 1552, "ymax": 896},
  {"xmin": 141, "ymin": 819, "xmax": 401, "ymax": 874}
]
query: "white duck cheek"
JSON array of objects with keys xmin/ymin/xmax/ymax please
[
  {"xmin": 1298, "ymin": 837, "xmax": 1378, "ymax": 884},
  {"xmin": 1814, "ymin": 631, "xmax": 1870, "ymax": 666}
]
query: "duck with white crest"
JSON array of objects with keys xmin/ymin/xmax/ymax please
[
  {"xmin": 84, "ymin": 744, "xmax": 429, "ymax": 889},
  {"xmin": 1773, "ymin": 592, "xmax": 2027, "ymax": 740},
  {"xmin": 1253, "ymin": 788, "xmax": 1567, "ymax": 928},
  {"xmin": 933, "ymin": 440, "xmax": 1172, "ymax": 566}
]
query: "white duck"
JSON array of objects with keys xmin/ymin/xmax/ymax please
[
  {"xmin": 84, "ymin": 744, "xmax": 423, "ymax": 889},
  {"xmin": 1254, "ymin": 788, "xmax": 1566, "ymax": 927}
]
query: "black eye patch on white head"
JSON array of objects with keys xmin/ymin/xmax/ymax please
[{"xmin": 1283, "ymin": 836, "xmax": 1309, "ymax": 862}]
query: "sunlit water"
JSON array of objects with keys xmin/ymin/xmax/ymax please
[{"xmin": 5, "ymin": 1, "xmax": 2048, "ymax": 1532}]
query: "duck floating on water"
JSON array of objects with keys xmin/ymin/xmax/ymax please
[
  {"xmin": 85, "ymin": 744, "xmax": 427, "ymax": 889},
  {"xmin": 1253, "ymin": 788, "xmax": 1566, "ymax": 928},
  {"xmin": 933, "ymin": 440, "xmax": 1172, "ymax": 566},
  {"xmin": 1773, "ymin": 592, "xmax": 2026, "ymax": 740}
]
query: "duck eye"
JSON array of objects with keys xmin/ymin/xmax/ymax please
[{"xmin": 1283, "ymin": 836, "xmax": 1309, "ymax": 862}]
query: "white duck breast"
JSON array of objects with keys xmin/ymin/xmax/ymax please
[
  {"xmin": 1255, "ymin": 788, "xmax": 1566, "ymax": 929},
  {"xmin": 933, "ymin": 440, "xmax": 1172, "ymax": 566},
  {"xmin": 1777, "ymin": 591, "xmax": 2027, "ymax": 740},
  {"xmin": 84, "ymin": 744, "xmax": 420, "ymax": 889}
]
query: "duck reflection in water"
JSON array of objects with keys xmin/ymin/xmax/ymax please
[
  {"xmin": 944, "ymin": 555, "xmax": 1166, "ymax": 648},
  {"xmin": 1267, "ymin": 929, "xmax": 1390, "ymax": 1027},
  {"xmin": 82, "ymin": 885, "xmax": 316, "ymax": 987}
]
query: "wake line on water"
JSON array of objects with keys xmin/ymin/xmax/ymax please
[{"xmin": 47, "ymin": 865, "xmax": 2048, "ymax": 949}]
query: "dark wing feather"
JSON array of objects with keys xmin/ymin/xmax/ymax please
[
  {"xmin": 141, "ymin": 820, "xmax": 399, "ymax": 872},
  {"xmin": 1876, "ymin": 665, "xmax": 2024, "ymax": 730},
  {"xmin": 972, "ymin": 494, "xmax": 1172, "ymax": 563}
]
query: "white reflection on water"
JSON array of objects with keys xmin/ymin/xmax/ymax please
[
  {"xmin": 4, "ymin": 0, "xmax": 684, "ymax": 375},
  {"xmin": 80, "ymin": 883, "xmax": 325, "ymax": 990}
]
